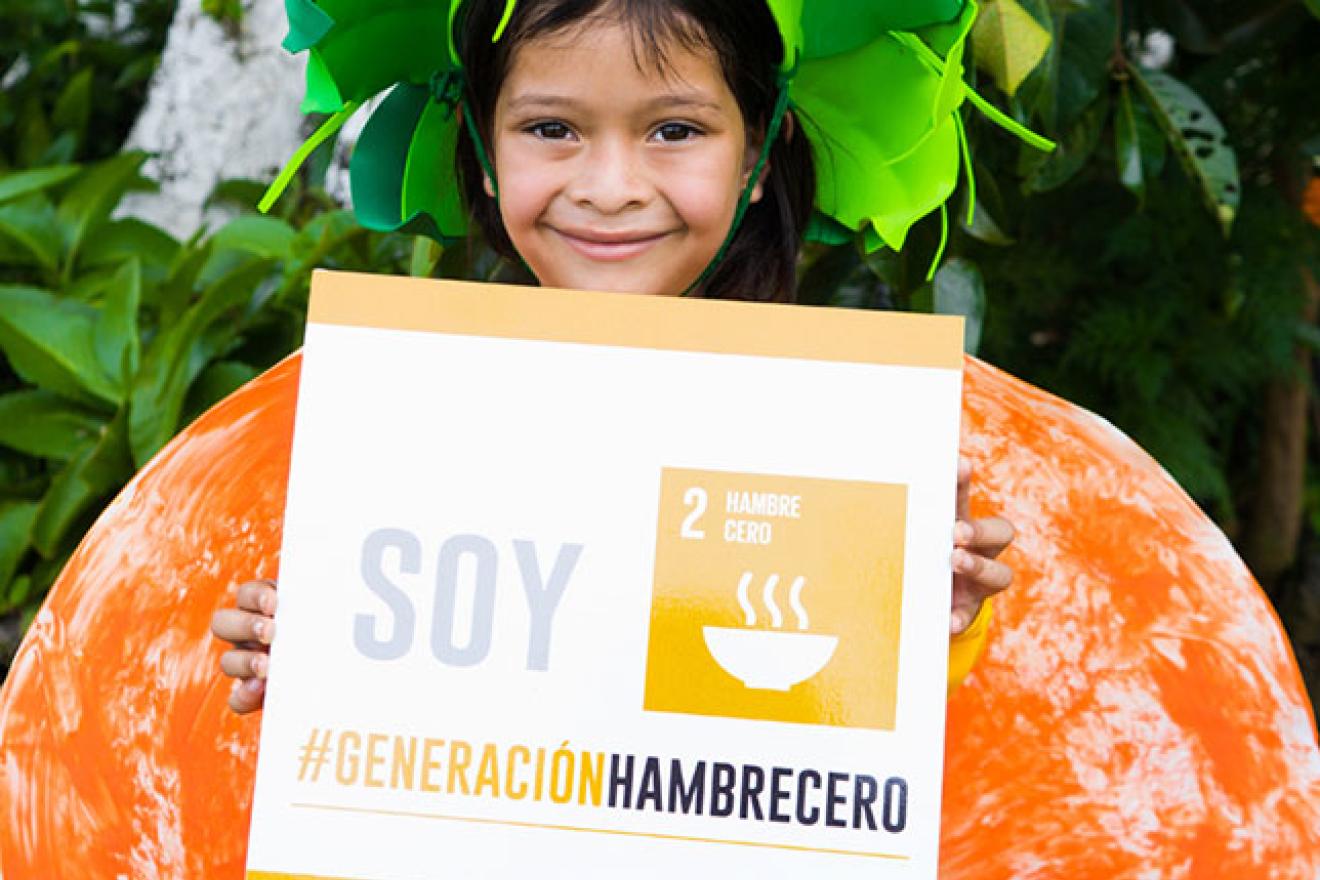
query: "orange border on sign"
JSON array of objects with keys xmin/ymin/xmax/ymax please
[{"xmin": 308, "ymin": 270, "xmax": 963, "ymax": 370}]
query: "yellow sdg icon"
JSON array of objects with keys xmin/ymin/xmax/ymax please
[{"xmin": 645, "ymin": 468, "xmax": 907, "ymax": 730}]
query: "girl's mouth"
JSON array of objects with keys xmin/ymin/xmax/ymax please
[{"xmin": 553, "ymin": 227, "xmax": 671, "ymax": 262}]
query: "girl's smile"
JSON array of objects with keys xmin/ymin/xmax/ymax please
[
  {"xmin": 551, "ymin": 226, "xmax": 675, "ymax": 263},
  {"xmin": 490, "ymin": 14, "xmax": 764, "ymax": 296}
]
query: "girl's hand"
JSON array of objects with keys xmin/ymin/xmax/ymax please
[
  {"xmin": 951, "ymin": 457, "xmax": 1015, "ymax": 635},
  {"xmin": 210, "ymin": 579, "xmax": 277, "ymax": 714}
]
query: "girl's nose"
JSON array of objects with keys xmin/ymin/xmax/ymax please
[{"xmin": 566, "ymin": 136, "xmax": 652, "ymax": 214}]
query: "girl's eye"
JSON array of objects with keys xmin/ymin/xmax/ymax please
[
  {"xmin": 652, "ymin": 122, "xmax": 701, "ymax": 143},
  {"xmin": 527, "ymin": 121, "xmax": 574, "ymax": 141}
]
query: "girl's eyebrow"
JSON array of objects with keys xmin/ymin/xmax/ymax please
[
  {"xmin": 506, "ymin": 93, "xmax": 582, "ymax": 112},
  {"xmin": 643, "ymin": 94, "xmax": 724, "ymax": 113},
  {"xmin": 505, "ymin": 92, "xmax": 724, "ymax": 114}
]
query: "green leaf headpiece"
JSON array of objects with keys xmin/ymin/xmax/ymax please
[{"xmin": 263, "ymin": 0, "xmax": 1051, "ymax": 271}]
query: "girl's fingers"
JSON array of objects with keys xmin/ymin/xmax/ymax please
[
  {"xmin": 955, "ymin": 457, "xmax": 972, "ymax": 521},
  {"xmin": 953, "ymin": 516, "xmax": 1016, "ymax": 557},
  {"xmin": 949, "ymin": 602, "xmax": 983, "ymax": 635},
  {"xmin": 220, "ymin": 649, "xmax": 269, "ymax": 680},
  {"xmin": 952, "ymin": 548, "xmax": 1014, "ymax": 597},
  {"xmin": 235, "ymin": 579, "xmax": 277, "ymax": 615},
  {"xmin": 228, "ymin": 677, "xmax": 266, "ymax": 714},
  {"xmin": 211, "ymin": 608, "xmax": 276, "ymax": 646}
]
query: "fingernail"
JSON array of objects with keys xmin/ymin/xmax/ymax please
[
  {"xmin": 261, "ymin": 592, "xmax": 276, "ymax": 615},
  {"xmin": 952, "ymin": 549, "xmax": 971, "ymax": 571},
  {"xmin": 954, "ymin": 522, "xmax": 974, "ymax": 544},
  {"xmin": 243, "ymin": 677, "xmax": 265, "ymax": 694},
  {"xmin": 252, "ymin": 620, "xmax": 265, "ymax": 640},
  {"xmin": 252, "ymin": 655, "xmax": 269, "ymax": 678}
]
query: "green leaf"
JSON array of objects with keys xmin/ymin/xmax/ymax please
[
  {"xmin": 0, "ymin": 448, "xmax": 48, "ymax": 503},
  {"xmin": 960, "ymin": 162, "xmax": 1015, "ymax": 246},
  {"xmin": 1305, "ymin": 0, "xmax": 1320, "ymax": 21},
  {"xmin": 204, "ymin": 178, "xmax": 270, "ymax": 212},
  {"xmin": 128, "ymin": 259, "xmax": 274, "ymax": 466},
  {"xmin": 0, "ymin": 501, "xmax": 38, "ymax": 598},
  {"xmin": 1295, "ymin": 322, "xmax": 1320, "ymax": 353},
  {"xmin": 1116, "ymin": 81, "xmax": 1144, "ymax": 203},
  {"xmin": 78, "ymin": 218, "xmax": 179, "ymax": 271},
  {"xmin": 798, "ymin": 244, "xmax": 862, "ymax": 307},
  {"xmin": 2, "ymin": 575, "xmax": 35, "ymax": 616},
  {"xmin": 207, "ymin": 215, "xmax": 296, "ymax": 261},
  {"xmin": 0, "ymin": 285, "xmax": 120, "ymax": 407},
  {"xmin": 50, "ymin": 67, "xmax": 92, "ymax": 143},
  {"xmin": 1024, "ymin": 94, "xmax": 1109, "ymax": 192},
  {"xmin": 1133, "ymin": 96, "xmax": 1167, "ymax": 179},
  {"xmin": 30, "ymin": 406, "xmax": 132, "ymax": 558},
  {"xmin": 1019, "ymin": 2, "xmax": 1115, "ymax": 133},
  {"xmin": 16, "ymin": 97, "xmax": 53, "ymax": 169},
  {"xmin": 961, "ymin": 196, "xmax": 1015, "ymax": 245},
  {"xmin": 156, "ymin": 234, "xmax": 213, "ymax": 322},
  {"xmin": 932, "ymin": 257, "xmax": 986, "ymax": 354},
  {"xmin": 0, "ymin": 165, "xmax": 79, "ymax": 205},
  {"xmin": 39, "ymin": 132, "xmax": 78, "ymax": 166},
  {"xmin": 113, "ymin": 53, "xmax": 159, "ymax": 91},
  {"xmin": 972, "ymin": 0, "xmax": 1053, "ymax": 98},
  {"xmin": 184, "ymin": 360, "xmax": 260, "ymax": 420},
  {"xmin": 0, "ymin": 391, "xmax": 107, "ymax": 460},
  {"xmin": 1130, "ymin": 67, "xmax": 1240, "ymax": 234},
  {"xmin": 54, "ymin": 151, "xmax": 149, "ymax": 269},
  {"xmin": 198, "ymin": 216, "xmax": 296, "ymax": 289},
  {"xmin": 94, "ymin": 258, "xmax": 142, "ymax": 390},
  {"xmin": 410, "ymin": 236, "xmax": 443, "ymax": 278},
  {"xmin": 0, "ymin": 198, "xmax": 64, "ymax": 272},
  {"xmin": 35, "ymin": 39, "xmax": 80, "ymax": 74},
  {"xmin": 62, "ymin": 267, "xmax": 118, "ymax": 304}
]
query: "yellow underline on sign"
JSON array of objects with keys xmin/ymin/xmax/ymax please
[{"xmin": 281, "ymin": 801, "xmax": 911, "ymax": 863}]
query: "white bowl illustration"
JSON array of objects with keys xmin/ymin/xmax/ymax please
[{"xmin": 702, "ymin": 626, "xmax": 839, "ymax": 691}]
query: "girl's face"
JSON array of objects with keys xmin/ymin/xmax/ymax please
[{"xmin": 489, "ymin": 15, "xmax": 764, "ymax": 297}]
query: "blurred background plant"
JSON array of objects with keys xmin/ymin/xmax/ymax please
[
  {"xmin": 1, "ymin": 0, "xmax": 173, "ymax": 168},
  {"xmin": 0, "ymin": 0, "xmax": 1318, "ymax": 705}
]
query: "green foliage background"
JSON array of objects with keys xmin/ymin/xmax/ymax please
[{"xmin": 1, "ymin": 0, "xmax": 1319, "ymax": 704}]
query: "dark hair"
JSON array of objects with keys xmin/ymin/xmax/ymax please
[{"xmin": 453, "ymin": 0, "xmax": 816, "ymax": 303}]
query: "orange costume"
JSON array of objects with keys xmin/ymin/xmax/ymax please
[{"xmin": 2, "ymin": 353, "xmax": 1316, "ymax": 878}]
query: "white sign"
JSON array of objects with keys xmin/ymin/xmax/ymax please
[{"xmin": 246, "ymin": 269, "xmax": 965, "ymax": 879}]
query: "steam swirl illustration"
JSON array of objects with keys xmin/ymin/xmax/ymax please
[
  {"xmin": 706, "ymin": 572, "xmax": 838, "ymax": 691},
  {"xmin": 736, "ymin": 572, "xmax": 810, "ymax": 631}
]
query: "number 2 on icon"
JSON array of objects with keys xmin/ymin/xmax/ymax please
[{"xmin": 681, "ymin": 487, "xmax": 707, "ymax": 539}]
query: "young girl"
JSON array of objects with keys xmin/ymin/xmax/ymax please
[{"xmin": 212, "ymin": 0, "xmax": 1018, "ymax": 714}]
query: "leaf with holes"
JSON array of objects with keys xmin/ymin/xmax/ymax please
[{"xmin": 1131, "ymin": 67, "xmax": 1240, "ymax": 234}]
